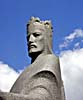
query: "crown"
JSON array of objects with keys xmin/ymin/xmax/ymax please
[{"xmin": 27, "ymin": 16, "xmax": 53, "ymax": 36}]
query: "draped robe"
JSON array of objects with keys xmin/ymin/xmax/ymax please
[{"xmin": 0, "ymin": 54, "xmax": 65, "ymax": 100}]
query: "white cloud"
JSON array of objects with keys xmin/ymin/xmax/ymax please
[
  {"xmin": 74, "ymin": 42, "xmax": 80, "ymax": 49},
  {"xmin": 59, "ymin": 41, "xmax": 69, "ymax": 49},
  {"xmin": 59, "ymin": 29, "xmax": 83, "ymax": 49},
  {"xmin": 65, "ymin": 29, "xmax": 83, "ymax": 40},
  {"xmin": 60, "ymin": 48, "xmax": 83, "ymax": 100},
  {"xmin": 0, "ymin": 62, "xmax": 20, "ymax": 92}
]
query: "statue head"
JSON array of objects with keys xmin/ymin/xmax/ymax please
[{"xmin": 26, "ymin": 16, "xmax": 53, "ymax": 61}]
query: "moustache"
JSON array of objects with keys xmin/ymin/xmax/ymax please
[{"xmin": 28, "ymin": 43, "xmax": 37, "ymax": 49}]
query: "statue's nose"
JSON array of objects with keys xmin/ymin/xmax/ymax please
[{"xmin": 29, "ymin": 34, "xmax": 35, "ymax": 43}]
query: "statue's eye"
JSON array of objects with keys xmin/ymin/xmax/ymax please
[{"xmin": 33, "ymin": 33, "xmax": 40, "ymax": 37}]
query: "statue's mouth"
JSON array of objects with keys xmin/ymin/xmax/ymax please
[{"xmin": 29, "ymin": 44, "xmax": 37, "ymax": 49}]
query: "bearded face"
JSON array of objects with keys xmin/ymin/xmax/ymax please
[{"xmin": 27, "ymin": 18, "xmax": 53, "ymax": 58}]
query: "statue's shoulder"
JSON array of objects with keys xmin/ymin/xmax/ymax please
[
  {"xmin": 33, "ymin": 54, "xmax": 61, "ymax": 86},
  {"xmin": 44, "ymin": 54, "xmax": 59, "ymax": 63},
  {"xmin": 39, "ymin": 54, "xmax": 60, "ymax": 70}
]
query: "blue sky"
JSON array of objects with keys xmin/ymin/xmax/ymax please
[{"xmin": 0, "ymin": 0, "xmax": 83, "ymax": 100}]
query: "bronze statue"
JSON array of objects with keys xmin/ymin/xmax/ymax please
[{"xmin": 0, "ymin": 17, "xmax": 65, "ymax": 100}]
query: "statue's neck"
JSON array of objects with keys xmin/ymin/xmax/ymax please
[
  {"xmin": 31, "ymin": 53, "xmax": 45, "ymax": 63},
  {"xmin": 31, "ymin": 51, "xmax": 51, "ymax": 63},
  {"xmin": 30, "ymin": 48, "xmax": 52, "ymax": 63}
]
